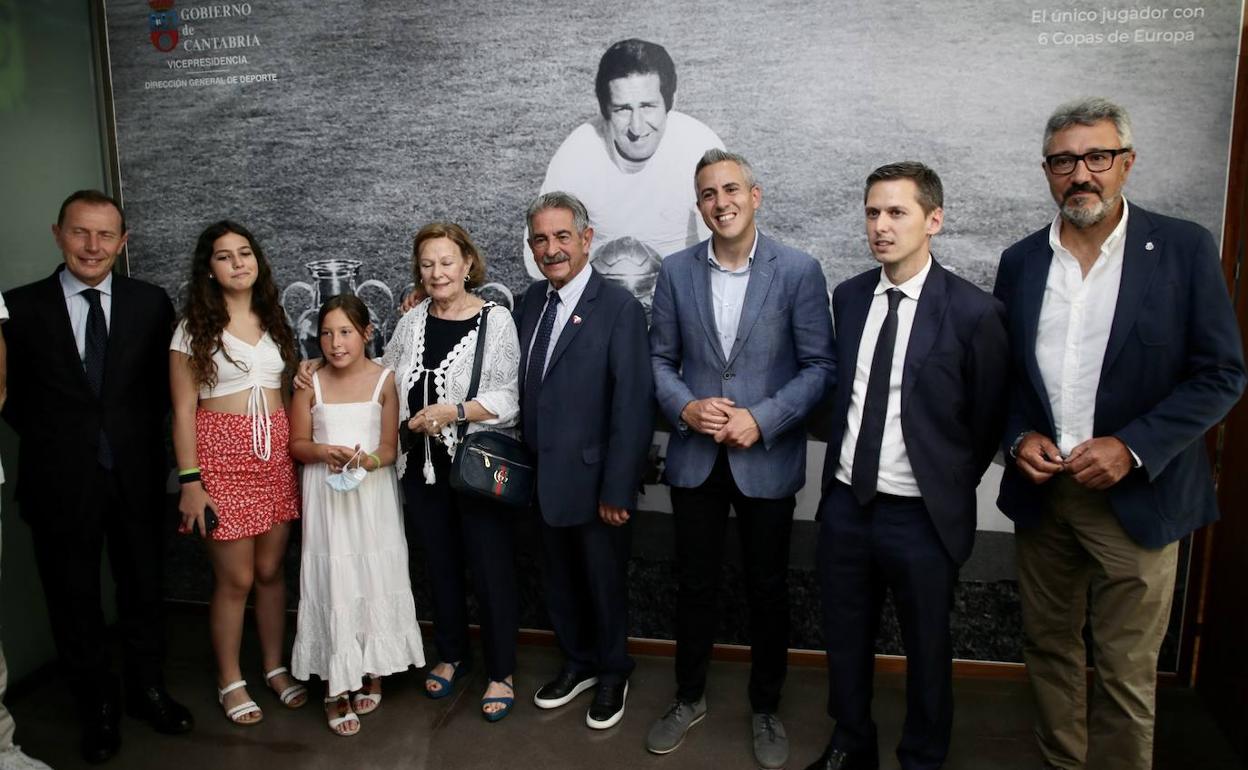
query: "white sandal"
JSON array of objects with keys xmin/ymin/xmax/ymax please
[
  {"xmin": 351, "ymin": 674, "xmax": 381, "ymax": 715},
  {"xmin": 218, "ymin": 680, "xmax": 263, "ymax": 725},
  {"xmin": 264, "ymin": 666, "xmax": 308, "ymax": 709},
  {"xmin": 324, "ymin": 694, "xmax": 360, "ymax": 737}
]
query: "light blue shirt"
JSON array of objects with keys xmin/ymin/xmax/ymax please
[
  {"xmin": 707, "ymin": 230, "xmax": 758, "ymax": 360},
  {"xmin": 59, "ymin": 268, "xmax": 113, "ymax": 363}
]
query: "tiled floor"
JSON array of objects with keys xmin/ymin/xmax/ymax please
[{"xmin": 4, "ymin": 606, "xmax": 1241, "ymax": 769}]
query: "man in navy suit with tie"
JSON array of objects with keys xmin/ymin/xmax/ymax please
[
  {"xmin": 517, "ymin": 191, "xmax": 654, "ymax": 731},
  {"xmin": 994, "ymin": 98, "xmax": 1245, "ymax": 770},
  {"xmin": 647, "ymin": 149, "xmax": 835, "ymax": 768},
  {"xmin": 804, "ymin": 162, "xmax": 1008, "ymax": 770},
  {"xmin": 2, "ymin": 191, "xmax": 192, "ymax": 765}
]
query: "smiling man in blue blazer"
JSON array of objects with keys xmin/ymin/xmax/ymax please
[
  {"xmin": 994, "ymin": 98, "xmax": 1245, "ymax": 770},
  {"xmin": 803, "ymin": 162, "xmax": 1008, "ymax": 770},
  {"xmin": 647, "ymin": 149, "xmax": 835, "ymax": 768}
]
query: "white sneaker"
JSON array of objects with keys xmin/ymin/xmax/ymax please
[{"xmin": 0, "ymin": 745, "xmax": 52, "ymax": 770}]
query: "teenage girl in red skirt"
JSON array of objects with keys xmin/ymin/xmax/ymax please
[{"xmin": 170, "ymin": 221, "xmax": 305, "ymax": 725}]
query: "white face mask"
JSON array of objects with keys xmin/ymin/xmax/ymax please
[{"xmin": 325, "ymin": 449, "xmax": 367, "ymax": 493}]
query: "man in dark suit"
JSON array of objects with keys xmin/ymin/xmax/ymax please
[
  {"xmin": 994, "ymin": 98, "xmax": 1245, "ymax": 770},
  {"xmin": 517, "ymin": 191, "xmax": 654, "ymax": 730},
  {"xmin": 2, "ymin": 191, "xmax": 191, "ymax": 764},
  {"xmin": 804, "ymin": 162, "xmax": 1008, "ymax": 770},
  {"xmin": 647, "ymin": 149, "xmax": 835, "ymax": 769}
]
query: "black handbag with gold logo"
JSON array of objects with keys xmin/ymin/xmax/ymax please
[{"xmin": 449, "ymin": 306, "xmax": 535, "ymax": 508}]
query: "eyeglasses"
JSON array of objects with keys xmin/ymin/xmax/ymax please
[{"xmin": 1044, "ymin": 148, "xmax": 1133, "ymax": 176}]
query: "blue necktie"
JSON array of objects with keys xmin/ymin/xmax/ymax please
[
  {"xmin": 851, "ymin": 288, "xmax": 902, "ymax": 505},
  {"xmin": 523, "ymin": 292, "xmax": 561, "ymax": 448},
  {"xmin": 82, "ymin": 288, "xmax": 113, "ymax": 469}
]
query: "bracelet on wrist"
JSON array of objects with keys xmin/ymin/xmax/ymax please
[
  {"xmin": 179, "ymin": 471, "xmax": 202, "ymax": 485},
  {"xmin": 367, "ymin": 452, "xmax": 382, "ymax": 470}
]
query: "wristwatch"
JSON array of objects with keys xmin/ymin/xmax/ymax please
[
  {"xmin": 456, "ymin": 403, "xmax": 467, "ymax": 423},
  {"xmin": 1009, "ymin": 431, "xmax": 1030, "ymax": 459}
]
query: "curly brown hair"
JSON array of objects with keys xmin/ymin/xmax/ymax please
[{"xmin": 180, "ymin": 220, "xmax": 297, "ymax": 389}]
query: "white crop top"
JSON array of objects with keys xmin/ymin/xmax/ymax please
[{"xmin": 171, "ymin": 320, "xmax": 287, "ymax": 460}]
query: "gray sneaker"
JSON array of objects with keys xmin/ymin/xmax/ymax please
[
  {"xmin": 645, "ymin": 696, "xmax": 707, "ymax": 754},
  {"xmin": 752, "ymin": 712, "xmax": 789, "ymax": 769}
]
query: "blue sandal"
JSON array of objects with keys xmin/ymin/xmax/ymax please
[
  {"xmin": 424, "ymin": 661, "xmax": 467, "ymax": 700},
  {"xmin": 481, "ymin": 680, "xmax": 515, "ymax": 722}
]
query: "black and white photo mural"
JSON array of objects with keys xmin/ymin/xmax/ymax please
[{"xmin": 104, "ymin": 0, "xmax": 1244, "ymax": 667}]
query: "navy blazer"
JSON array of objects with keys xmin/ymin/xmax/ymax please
[
  {"xmin": 2, "ymin": 266, "xmax": 175, "ymax": 530},
  {"xmin": 516, "ymin": 268, "xmax": 655, "ymax": 527},
  {"xmin": 819, "ymin": 259, "xmax": 1008, "ymax": 564},
  {"xmin": 993, "ymin": 205, "xmax": 1246, "ymax": 548},
  {"xmin": 650, "ymin": 231, "xmax": 835, "ymax": 499}
]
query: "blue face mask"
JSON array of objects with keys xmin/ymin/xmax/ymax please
[{"xmin": 325, "ymin": 449, "xmax": 367, "ymax": 493}]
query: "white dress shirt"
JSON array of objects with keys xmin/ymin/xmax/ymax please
[
  {"xmin": 60, "ymin": 268, "xmax": 113, "ymax": 362},
  {"xmin": 529, "ymin": 262, "xmax": 593, "ymax": 379},
  {"xmin": 1036, "ymin": 200, "xmax": 1130, "ymax": 457},
  {"xmin": 835, "ymin": 256, "xmax": 933, "ymax": 498},
  {"xmin": 707, "ymin": 229, "xmax": 758, "ymax": 360}
]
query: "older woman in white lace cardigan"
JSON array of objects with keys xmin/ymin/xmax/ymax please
[{"xmin": 378, "ymin": 222, "xmax": 522, "ymax": 722}]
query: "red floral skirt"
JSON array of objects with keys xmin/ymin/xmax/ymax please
[{"xmin": 196, "ymin": 408, "xmax": 300, "ymax": 541}]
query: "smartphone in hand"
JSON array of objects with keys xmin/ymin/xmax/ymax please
[{"xmin": 193, "ymin": 505, "xmax": 219, "ymax": 537}]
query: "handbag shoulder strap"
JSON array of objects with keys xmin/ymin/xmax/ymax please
[{"xmin": 458, "ymin": 302, "xmax": 494, "ymax": 442}]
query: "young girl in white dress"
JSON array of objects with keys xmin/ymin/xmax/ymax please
[{"xmin": 289, "ymin": 295, "xmax": 425, "ymax": 736}]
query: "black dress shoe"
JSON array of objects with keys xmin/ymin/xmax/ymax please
[
  {"xmin": 532, "ymin": 670, "xmax": 598, "ymax": 710},
  {"xmin": 585, "ymin": 680, "xmax": 628, "ymax": 730},
  {"xmin": 126, "ymin": 686, "xmax": 194, "ymax": 734},
  {"xmin": 80, "ymin": 699, "xmax": 121, "ymax": 765},
  {"xmin": 803, "ymin": 744, "xmax": 879, "ymax": 770}
]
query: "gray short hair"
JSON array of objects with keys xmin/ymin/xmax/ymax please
[
  {"xmin": 694, "ymin": 148, "xmax": 758, "ymax": 191},
  {"xmin": 1043, "ymin": 97, "xmax": 1134, "ymax": 154},
  {"xmin": 526, "ymin": 191, "xmax": 590, "ymax": 234}
]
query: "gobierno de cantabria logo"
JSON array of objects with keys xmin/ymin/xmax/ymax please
[{"xmin": 148, "ymin": 0, "xmax": 178, "ymax": 52}]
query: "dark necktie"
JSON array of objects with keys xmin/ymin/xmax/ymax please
[
  {"xmin": 522, "ymin": 291, "xmax": 561, "ymax": 448},
  {"xmin": 851, "ymin": 288, "xmax": 902, "ymax": 505},
  {"xmin": 82, "ymin": 288, "xmax": 113, "ymax": 469}
]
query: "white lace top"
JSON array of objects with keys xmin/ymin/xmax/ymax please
[{"xmin": 381, "ymin": 299, "xmax": 520, "ymax": 479}]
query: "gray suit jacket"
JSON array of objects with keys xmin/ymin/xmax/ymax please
[{"xmin": 650, "ymin": 231, "xmax": 835, "ymax": 499}]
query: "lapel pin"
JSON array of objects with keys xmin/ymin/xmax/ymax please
[
  {"xmin": 1145, "ymin": 241, "xmax": 1155, "ymax": 251},
  {"xmin": 572, "ymin": 315, "xmax": 583, "ymax": 325}
]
